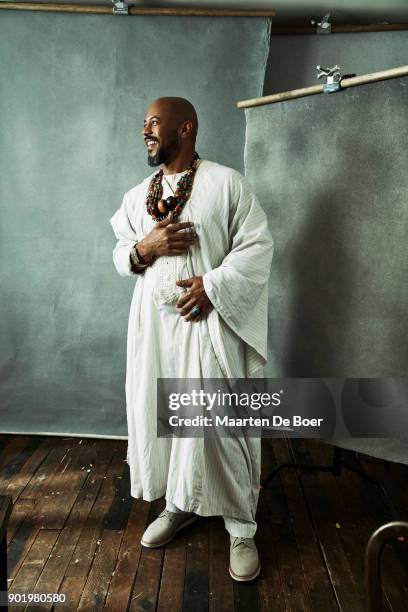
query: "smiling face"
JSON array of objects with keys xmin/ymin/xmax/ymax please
[
  {"xmin": 142, "ymin": 97, "xmax": 198, "ymax": 168},
  {"xmin": 143, "ymin": 101, "xmax": 182, "ymax": 167}
]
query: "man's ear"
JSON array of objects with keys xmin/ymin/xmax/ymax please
[{"xmin": 180, "ymin": 120, "xmax": 193, "ymax": 138}]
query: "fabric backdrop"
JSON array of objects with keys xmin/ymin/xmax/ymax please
[
  {"xmin": 244, "ymin": 76, "xmax": 408, "ymax": 463},
  {"xmin": 0, "ymin": 12, "xmax": 271, "ymax": 437}
]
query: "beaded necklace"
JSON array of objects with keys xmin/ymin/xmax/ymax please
[{"xmin": 146, "ymin": 152, "xmax": 200, "ymax": 222}]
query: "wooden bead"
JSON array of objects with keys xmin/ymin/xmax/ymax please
[
  {"xmin": 152, "ymin": 200, "xmax": 161, "ymax": 216},
  {"xmin": 166, "ymin": 196, "xmax": 177, "ymax": 210},
  {"xmin": 158, "ymin": 199, "xmax": 167, "ymax": 213}
]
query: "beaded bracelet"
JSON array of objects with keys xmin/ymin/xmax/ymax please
[{"xmin": 130, "ymin": 242, "xmax": 149, "ymax": 273}]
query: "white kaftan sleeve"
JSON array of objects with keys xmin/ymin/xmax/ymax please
[
  {"xmin": 110, "ymin": 193, "xmax": 140, "ymax": 277},
  {"xmin": 202, "ymin": 173, "xmax": 273, "ymax": 364}
]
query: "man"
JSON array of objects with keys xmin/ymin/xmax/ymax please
[{"xmin": 110, "ymin": 97, "xmax": 273, "ymax": 581}]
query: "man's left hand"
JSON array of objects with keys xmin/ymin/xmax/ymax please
[{"xmin": 176, "ymin": 276, "xmax": 213, "ymax": 322}]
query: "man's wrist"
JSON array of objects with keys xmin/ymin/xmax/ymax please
[
  {"xmin": 130, "ymin": 241, "xmax": 151, "ymax": 272},
  {"xmin": 136, "ymin": 241, "xmax": 153, "ymax": 264},
  {"xmin": 135, "ymin": 245, "xmax": 149, "ymax": 265}
]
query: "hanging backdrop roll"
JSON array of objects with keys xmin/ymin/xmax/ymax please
[
  {"xmin": 0, "ymin": 11, "xmax": 271, "ymax": 437},
  {"xmin": 244, "ymin": 76, "xmax": 408, "ymax": 462},
  {"xmin": 244, "ymin": 76, "xmax": 408, "ymax": 379}
]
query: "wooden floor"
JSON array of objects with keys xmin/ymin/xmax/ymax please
[{"xmin": 1, "ymin": 435, "xmax": 408, "ymax": 611}]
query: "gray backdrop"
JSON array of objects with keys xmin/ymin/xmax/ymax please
[
  {"xmin": 0, "ymin": 12, "xmax": 271, "ymax": 437},
  {"xmin": 263, "ymin": 31, "xmax": 408, "ymax": 464},
  {"xmin": 245, "ymin": 76, "xmax": 408, "ymax": 379},
  {"xmin": 245, "ymin": 77, "xmax": 408, "ymax": 462}
]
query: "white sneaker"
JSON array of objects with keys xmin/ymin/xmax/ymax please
[
  {"xmin": 229, "ymin": 536, "xmax": 261, "ymax": 581},
  {"xmin": 141, "ymin": 510, "xmax": 197, "ymax": 548}
]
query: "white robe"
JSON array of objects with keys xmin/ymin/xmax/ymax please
[{"xmin": 110, "ymin": 159, "xmax": 273, "ymax": 522}]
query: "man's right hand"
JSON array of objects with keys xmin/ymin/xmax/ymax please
[{"xmin": 136, "ymin": 211, "xmax": 197, "ymax": 263}]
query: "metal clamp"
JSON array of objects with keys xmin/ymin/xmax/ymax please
[
  {"xmin": 311, "ymin": 13, "xmax": 332, "ymax": 34},
  {"xmin": 317, "ymin": 65, "xmax": 341, "ymax": 93},
  {"xmin": 112, "ymin": 0, "xmax": 128, "ymax": 15}
]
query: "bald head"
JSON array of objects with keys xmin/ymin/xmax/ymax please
[
  {"xmin": 149, "ymin": 97, "xmax": 198, "ymax": 139},
  {"xmin": 143, "ymin": 97, "xmax": 198, "ymax": 168}
]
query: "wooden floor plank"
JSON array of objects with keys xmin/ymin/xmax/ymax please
[
  {"xmin": 128, "ymin": 499, "xmax": 165, "ymax": 611},
  {"xmin": 262, "ymin": 440, "xmax": 313, "ymax": 612},
  {"xmin": 58, "ymin": 576, "xmax": 87, "ymax": 610},
  {"xmin": 328, "ymin": 444, "xmax": 408, "ymax": 612},
  {"xmin": 267, "ymin": 497, "xmax": 310, "ymax": 612},
  {"xmin": 0, "ymin": 436, "xmax": 30, "ymax": 473},
  {"xmin": 7, "ymin": 518, "xmax": 39, "ymax": 582},
  {"xmin": 256, "ymin": 499, "xmax": 286, "ymax": 612},
  {"xmin": 129, "ymin": 547, "xmax": 164, "ymax": 611},
  {"xmin": 182, "ymin": 515, "xmax": 209, "ymax": 612},
  {"xmin": 233, "ymin": 579, "xmax": 260, "ymax": 612},
  {"xmin": 272, "ymin": 439, "xmax": 339, "ymax": 611},
  {"xmin": 7, "ymin": 439, "xmax": 96, "ymax": 583},
  {"xmin": 0, "ymin": 437, "xmax": 44, "ymax": 496},
  {"xmin": 64, "ymin": 443, "xmax": 126, "ymax": 578},
  {"xmin": 366, "ymin": 455, "xmax": 408, "ymax": 515},
  {"xmin": 0, "ymin": 435, "xmax": 13, "ymax": 458},
  {"xmin": 351, "ymin": 451, "xmax": 408, "ymax": 612},
  {"xmin": 208, "ymin": 516, "xmax": 234, "ymax": 612},
  {"xmin": 301, "ymin": 440, "xmax": 400, "ymax": 612},
  {"xmin": 2, "ymin": 439, "xmax": 54, "ymax": 503},
  {"xmin": 28, "ymin": 441, "xmax": 118, "ymax": 607},
  {"xmin": 103, "ymin": 462, "xmax": 134, "ymax": 532},
  {"xmin": 17, "ymin": 438, "xmax": 77, "ymax": 501},
  {"xmin": 290, "ymin": 439, "xmax": 372, "ymax": 612},
  {"xmin": 258, "ymin": 441, "xmax": 288, "ymax": 612},
  {"xmin": 8, "ymin": 529, "xmax": 59, "ymax": 612},
  {"xmin": 104, "ymin": 499, "xmax": 151, "ymax": 610},
  {"xmin": 77, "ymin": 529, "xmax": 123, "ymax": 610},
  {"xmin": 7, "ymin": 438, "xmax": 85, "ymax": 579},
  {"xmin": 7, "ymin": 499, "xmax": 36, "ymax": 545},
  {"xmin": 380, "ymin": 542, "xmax": 408, "ymax": 612},
  {"xmin": 30, "ymin": 439, "xmax": 98, "ymax": 530},
  {"xmin": 156, "ymin": 517, "xmax": 189, "ymax": 612},
  {"xmin": 311, "ymin": 442, "xmax": 393, "ymax": 612}
]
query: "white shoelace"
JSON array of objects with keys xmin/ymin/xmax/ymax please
[
  {"xmin": 159, "ymin": 510, "xmax": 177, "ymax": 521},
  {"xmin": 232, "ymin": 537, "xmax": 252, "ymax": 550},
  {"xmin": 159, "ymin": 509, "xmax": 193, "ymax": 522}
]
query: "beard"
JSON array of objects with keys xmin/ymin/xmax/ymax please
[
  {"xmin": 147, "ymin": 135, "xmax": 179, "ymax": 167},
  {"xmin": 147, "ymin": 145, "xmax": 166, "ymax": 167}
]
